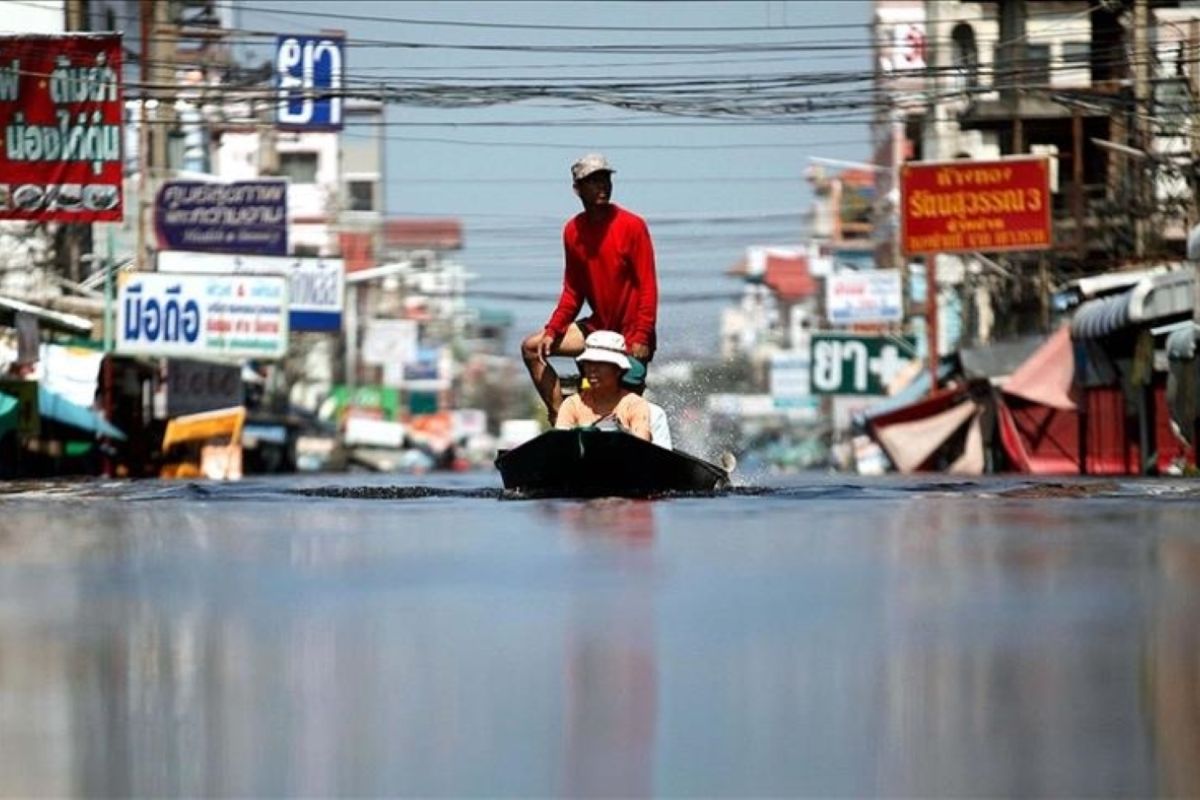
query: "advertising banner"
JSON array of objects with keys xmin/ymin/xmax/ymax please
[
  {"xmin": 116, "ymin": 272, "xmax": 288, "ymax": 358},
  {"xmin": 155, "ymin": 180, "xmax": 287, "ymax": 255},
  {"xmin": 826, "ymin": 270, "xmax": 904, "ymax": 325},
  {"xmin": 901, "ymin": 157, "xmax": 1051, "ymax": 256},
  {"xmin": 157, "ymin": 251, "xmax": 344, "ymax": 332},
  {"xmin": 362, "ymin": 318, "xmax": 418, "ymax": 366},
  {"xmin": 275, "ymin": 34, "xmax": 344, "ymax": 130},
  {"xmin": 0, "ymin": 34, "xmax": 123, "ymax": 221},
  {"xmin": 809, "ymin": 333, "xmax": 918, "ymax": 396}
]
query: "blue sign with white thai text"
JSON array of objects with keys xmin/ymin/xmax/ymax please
[
  {"xmin": 275, "ymin": 35, "xmax": 344, "ymax": 130},
  {"xmin": 155, "ymin": 180, "xmax": 288, "ymax": 256}
]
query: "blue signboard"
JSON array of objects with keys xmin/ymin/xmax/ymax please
[
  {"xmin": 275, "ymin": 35, "xmax": 344, "ymax": 130},
  {"xmin": 155, "ymin": 180, "xmax": 288, "ymax": 256}
]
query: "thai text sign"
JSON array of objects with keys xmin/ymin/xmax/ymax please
[
  {"xmin": 0, "ymin": 34, "xmax": 123, "ymax": 221},
  {"xmin": 826, "ymin": 270, "xmax": 903, "ymax": 325},
  {"xmin": 901, "ymin": 157, "xmax": 1051, "ymax": 255},
  {"xmin": 276, "ymin": 35, "xmax": 344, "ymax": 130},
  {"xmin": 155, "ymin": 180, "xmax": 287, "ymax": 255},
  {"xmin": 116, "ymin": 272, "xmax": 288, "ymax": 358},
  {"xmin": 157, "ymin": 251, "xmax": 344, "ymax": 332},
  {"xmin": 810, "ymin": 333, "xmax": 918, "ymax": 396}
]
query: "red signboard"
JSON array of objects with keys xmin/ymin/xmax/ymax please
[
  {"xmin": 0, "ymin": 34, "xmax": 123, "ymax": 221},
  {"xmin": 901, "ymin": 157, "xmax": 1051, "ymax": 256}
]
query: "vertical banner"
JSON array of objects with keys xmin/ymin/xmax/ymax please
[
  {"xmin": 0, "ymin": 34, "xmax": 123, "ymax": 221},
  {"xmin": 275, "ymin": 35, "xmax": 344, "ymax": 130}
]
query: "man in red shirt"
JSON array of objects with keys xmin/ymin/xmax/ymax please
[{"xmin": 521, "ymin": 153, "xmax": 659, "ymax": 420}]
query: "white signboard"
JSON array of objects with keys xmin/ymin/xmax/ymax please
[
  {"xmin": 769, "ymin": 350, "xmax": 818, "ymax": 411},
  {"xmin": 157, "ymin": 251, "xmax": 344, "ymax": 332},
  {"xmin": 362, "ymin": 318, "xmax": 419, "ymax": 366},
  {"xmin": 826, "ymin": 270, "xmax": 903, "ymax": 325},
  {"xmin": 117, "ymin": 272, "xmax": 288, "ymax": 358}
]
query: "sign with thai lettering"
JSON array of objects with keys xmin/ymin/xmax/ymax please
[
  {"xmin": 275, "ymin": 34, "xmax": 344, "ymax": 130},
  {"xmin": 0, "ymin": 34, "xmax": 123, "ymax": 221},
  {"xmin": 809, "ymin": 333, "xmax": 918, "ymax": 396},
  {"xmin": 826, "ymin": 270, "xmax": 904, "ymax": 325},
  {"xmin": 901, "ymin": 157, "xmax": 1051, "ymax": 256},
  {"xmin": 157, "ymin": 251, "xmax": 344, "ymax": 332},
  {"xmin": 155, "ymin": 180, "xmax": 287, "ymax": 255},
  {"xmin": 116, "ymin": 272, "xmax": 288, "ymax": 358}
]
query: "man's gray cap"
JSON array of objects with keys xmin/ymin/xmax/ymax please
[{"xmin": 571, "ymin": 153, "xmax": 616, "ymax": 182}]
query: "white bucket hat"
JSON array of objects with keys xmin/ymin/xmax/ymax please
[{"xmin": 576, "ymin": 330, "xmax": 631, "ymax": 370}]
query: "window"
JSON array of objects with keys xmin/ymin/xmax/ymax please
[
  {"xmin": 347, "ymin": 180, "xmax": 375, "ymax": 212},
  {"xmin": 951, "ymin": 23, "xmax": 979, "ymax": 91},
  {"xmin": 279, "ymin": 152, "xmax": 318, "ymax": 184},
  {"xmin": 1062, "ymin": 41, "xmax": 1090, "ymax": 66},
  {"xmin": 1024, "ymin": 45, "xmax": 1051, "ymax": 86}
]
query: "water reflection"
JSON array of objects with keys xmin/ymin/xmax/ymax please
[
  {"xmin": 1, "ymin": 485, "xmax": 1199, "ymax": 795},
  {"xmin": 544, "ymin": 499, "xmax": 657, "ymax": 796}
]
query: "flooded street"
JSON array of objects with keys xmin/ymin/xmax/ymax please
[{"xmin": 2, "ymin": 473, "xmax": 1199, "ymax": 797}]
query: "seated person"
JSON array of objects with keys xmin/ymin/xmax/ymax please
[
  {"xmin": 620, "ymin": 354, "xmax": 673, "ymax": 450},
  {"xmin": 555, "ymin": 331, "xmax": 652, "ymax": 441}
]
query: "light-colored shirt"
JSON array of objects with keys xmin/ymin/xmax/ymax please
[
  {"xmin": 648, "ymin": 403, "xmax": 672, "ymax": 449},
  {"xmin": 556, "ymin": 390, "xmax": 652, "ymax": 441}
]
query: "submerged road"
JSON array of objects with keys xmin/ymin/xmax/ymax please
[{"xmin": 1, "ymin": 472, "xmax": 1198, "ymax": 797}]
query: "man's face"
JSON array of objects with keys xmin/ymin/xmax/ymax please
[{"xmin": 574, "ymin": 171, "xmax": 612, "ymax": 207}]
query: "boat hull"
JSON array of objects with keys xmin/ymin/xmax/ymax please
[{"xmin": 495, "ymin": 428, "xmax": 729, "ymax": 498}]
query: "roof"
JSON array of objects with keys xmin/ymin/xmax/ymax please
[
  {"xmin": 762, "ymin": 253, "xmax": 817, "ymax": 301},
  {"xmin": 383, "ymin": 218, "xmax": 463, "ymax": 251}
]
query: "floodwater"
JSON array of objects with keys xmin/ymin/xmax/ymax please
[{"xmin": 2, "ymin": 472, "xmax": 1199, "ymax": 797}]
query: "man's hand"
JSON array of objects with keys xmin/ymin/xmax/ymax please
[
  {"xmin": 629, "ymin": 342, "xmax": 651, "ymax": 361},
  {"xmin": 538, "ymin": 331, "xmax": 557, "ymax": 364}
]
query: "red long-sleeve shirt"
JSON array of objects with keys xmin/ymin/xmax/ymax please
[{"xmin": 544, "ymin": 204, "xmax": 658, "ymax": 350}]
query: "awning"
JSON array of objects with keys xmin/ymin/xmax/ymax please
[
  {"xmin": 1070, "ymin": 292, "xmax": 1130, "ymax": 340},
  {"xmin": 1070, "ymin": 270, "xmax": 1194, "ymax": 340},
  {"xmin": 0, "ymin": 295, "xmax": 92, "ymax": 335},
  {"xmin": 1001, "ymin": 325, "xmax": 1076, "ymax": 410},
  {"xmin": 38, "ymin": 385, "xmax": 125, "ymax": 440}
]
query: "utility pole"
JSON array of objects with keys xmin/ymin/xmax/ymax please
[
  {"xmin": 1132, "ymin": 0, "xmax": 1151, "ymax": 259},
  {"xmin": 136, "ymin": 0, "xmax": 150, "ymax": 271}
]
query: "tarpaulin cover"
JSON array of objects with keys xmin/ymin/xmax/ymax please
[
  {"xmin": 1001, "ymin": 325, "xmax": 1076, "ymax": 410},
  {"xmin": 38, "ymin": 384, "xmax": 125, "ymax": 440},
  {"xmin": 874, "ymin": 395, "xmax": 979, "ymax": 473},
  {"xmin": 947, "ymin": 411, "xmax": 985, "ymax": 474}
]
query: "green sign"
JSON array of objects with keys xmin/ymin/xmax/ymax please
[
  {"xmin": 809, "ymin": 333, "xmax": 918, "ymax": 396},
  {"xmin": 328, "ymin": 385, "xmax": 401, "ymax": 420}
]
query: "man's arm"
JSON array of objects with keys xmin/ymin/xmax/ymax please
[
  {"xmin": 543, "ymin": 231, "xmax": 586, "ymax": 343},
  {"xmin": 628, "ymin": 218, "xmax": 658, "ymax": 356}
]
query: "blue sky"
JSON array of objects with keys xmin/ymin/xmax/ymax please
[{"xmin": 238, "ymin": 1, "xmax": 873, "ymax": 358}]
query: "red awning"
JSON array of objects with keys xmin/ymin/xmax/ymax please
[
  {"xmin": 1002, "ymin": 325, "xmax": 1076, "ymax": 410},
  {"xmin": 763, "ymin": 254, "xmax": 816, "ymax": 301}
]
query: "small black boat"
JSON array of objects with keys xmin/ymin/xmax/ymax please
[{"xmin": 495, "ymin": 428, "xmax": 730, "ymax": 498}]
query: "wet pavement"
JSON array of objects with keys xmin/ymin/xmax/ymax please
[{"xmin": 1, "ymin": 472, "xmax": 1199, "ymax": 797}]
